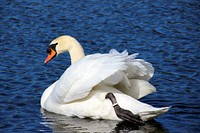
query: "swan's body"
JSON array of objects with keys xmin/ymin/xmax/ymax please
[{"xmin": 41, "ymin": 35, "xmax": 170, "ymax": 122}]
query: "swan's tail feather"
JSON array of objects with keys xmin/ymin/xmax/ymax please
[{"xmin": 139, "ymin": 106, "xmax": 171, "ymax": 121}]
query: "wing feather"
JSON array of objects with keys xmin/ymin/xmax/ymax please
[
  {"xmin": 50, "ymin": 49, "xmax": 155, "ymax": 103},
  {"xmin": 51, "ymin": 52, "xmax": 128, "ymax": 103}
]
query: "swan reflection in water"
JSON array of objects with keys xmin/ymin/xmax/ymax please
[{"xmin": 40, "ymin": 109, "xmax": 168, "ymax": 133}]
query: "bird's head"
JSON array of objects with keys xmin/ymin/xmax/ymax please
[{"xmin": 44, "ymin": 35, "xmax": 75, "ymax": 64}]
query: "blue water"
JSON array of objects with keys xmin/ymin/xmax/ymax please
[{"xmin": 1, "ymin": 0, "xmax": 200, "ymax": 132}]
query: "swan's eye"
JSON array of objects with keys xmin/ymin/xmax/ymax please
[
  {"xmin": 47, "ymin": 48, "xmax": 51, "ymax": 54},
  {"xmin": 47, "ymin": 43, "xmax": 58, "ymax": 54}
]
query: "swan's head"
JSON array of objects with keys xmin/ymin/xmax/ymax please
[{"xmin": 44, "ymin": 35, "xmax": 75, "ymax": 64}]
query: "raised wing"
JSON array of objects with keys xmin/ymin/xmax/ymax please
[
  {"xmin": 109, "ymin": 49, "xmax": 156, "ymax": 99},
  {"xmin": 50, "ymin": 49, "xmax": 156, "ymax": 104},
  {"xmin": 109, "ymin": 49, "xmax": 154, "ymax": 81},
  {"xmin": 50, "ymin": 52, "xmax": 128, "ymax": 103}
]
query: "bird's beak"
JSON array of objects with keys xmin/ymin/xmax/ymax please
[{"xmin": 44, "ymin": 48, "xmax": 56, "ymax": 64}]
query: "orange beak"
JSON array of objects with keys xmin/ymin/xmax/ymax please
[{"xmin": 44, "ymin": 48, "xmax": 57, "ymax": 64}]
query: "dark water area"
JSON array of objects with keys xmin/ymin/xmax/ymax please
[{"xmin": 1, "ymin": 0, "xmax": 200, "ymax": 132}]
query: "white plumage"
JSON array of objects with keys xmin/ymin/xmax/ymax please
[{"xmin": 41, "ymin": 36, "xmax": 170, "ymax": 121}]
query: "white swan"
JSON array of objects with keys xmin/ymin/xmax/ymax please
[{"xmin": 41, "ymin": 35, "xmax": 170, "ymax": 123}]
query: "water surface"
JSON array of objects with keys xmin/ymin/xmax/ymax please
[{"xmin": 0, "ymin": 0, "xmax": 200, "ymax": 132}]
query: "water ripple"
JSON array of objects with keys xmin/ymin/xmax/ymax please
[{"xmin": 1, "ymin": 0, "xmax": 200, "ymax": 132}]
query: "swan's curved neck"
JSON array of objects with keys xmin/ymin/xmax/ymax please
[{"xmin": 69, "ymin": 39, "xmax": 85, "ymax": 64}]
